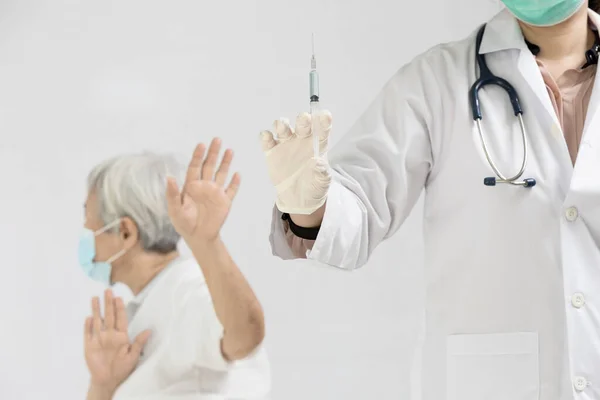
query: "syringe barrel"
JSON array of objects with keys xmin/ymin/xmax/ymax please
[
  {"xmin": 309, "ymin": 70, "xmax": 319, "ymax": 100},
  {"xmin": 310, "ymin": 101, "xmax": 321, "ymax": 158}
]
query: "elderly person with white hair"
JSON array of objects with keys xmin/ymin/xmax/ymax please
[{"xmin": 79, "ymin": 138, "xmax": 270, "ymax": 400}]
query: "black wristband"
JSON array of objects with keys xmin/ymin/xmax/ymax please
[{"xmin": 281, "ymin": 213, "xmax": 321, "ymax": 240}]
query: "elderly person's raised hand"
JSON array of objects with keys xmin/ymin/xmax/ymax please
[
  {"xmin": 166, "ymin": 138, "xmax": 240, "ymax": 244},
  {"xmin": 84, "ymin": 289, "xmax": 151, "ymax": 398}
]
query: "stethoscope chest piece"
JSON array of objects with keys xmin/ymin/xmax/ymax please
[{"xmin": 483, "ymin": 176, "xmax": 537, "ymax": 187}]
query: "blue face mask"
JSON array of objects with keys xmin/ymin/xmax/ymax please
[
  {"xmin": 502, "ymin": 0, "xmax": 585, "ymax": 27},
  {"xmin": 78, "ymin": 219, "xmax": 126, "ymax": 286}
]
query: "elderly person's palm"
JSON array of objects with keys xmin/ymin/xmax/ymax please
[
  {"xmin": 86, "ymin": 330, "xmax": 132, "ymax": 383},
  {"xmin": 167, "ymin": 139, "xmax": 240, "ymax": 242},
  {"xmin": 84, "ymin": 291, "xmax": 151, "ymax": 392},
  {"xmin": 173, "ymin": 181, "xmax": 234, "ymax": 240}
]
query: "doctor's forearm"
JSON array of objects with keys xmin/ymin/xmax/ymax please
[{"xmin": 188, "ymin": 237, "xmax": 265, "ymax": 360}]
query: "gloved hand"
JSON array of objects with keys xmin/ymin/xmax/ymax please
[{"xmin": 260, "ymin": 110, "xmax": 333, "ymax": 215}]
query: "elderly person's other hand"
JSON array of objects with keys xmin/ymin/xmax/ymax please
[
  {"xmin": 166, "ymin": 138, "xmax": 240, "ymax": 243},
  {"xmin": 84, "ymin": 289, "xmax": 151, "ymax": 399}
]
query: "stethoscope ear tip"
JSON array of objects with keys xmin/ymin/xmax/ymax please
[
  {"xmin": 483, "ymin": 177, "xmax": 497, "ymax": 186},
  {"xmin": 523, "ymin": 178, "xmax": 536, "ymax": 188}
]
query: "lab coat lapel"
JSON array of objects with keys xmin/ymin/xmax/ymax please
[
  {"xmin": 481, "ymin": 9, "xmax": 561, "ymax": 127},
  {"xmin": 570, "ymin": 10, "xmax": 600, "ymax": 189},
  {"xmin": 579, "ymin": 56, "xmax": 600, "ymax": 151},
  {"xmin": 570, "ymin": 71, "xmax": 600, "ymax": 192},
  {"xmin": 516, "ymin": 51, "xmax": 562, "ymax": 128},
  {"xmin": 582, "ymin": 11, "xmax": 600, "ymax": 136},
  {"xmin": 581, "ymin": 70, "xmax": 600, "ymax": 140}
]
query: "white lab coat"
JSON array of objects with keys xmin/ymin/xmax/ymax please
[
  {"xmin": 270, "ymin": 8, "xmax": 600, "ymax": 400},
  {"xmin": 112, "ymin": 257, "xmax": 271, "ymax": 400}
]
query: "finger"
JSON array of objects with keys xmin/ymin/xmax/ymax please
[
  {"xmin": 273, "ymin": 118, "xmax": 295, "ymax": 142},
  {"xmin": 317, "ymin": 110, "xmax": 333, "ymax": 141},
  {"xmin": 183, "ymin": 143, "xmax": 206, "ymax": 194},
  {"xmin": 103, "ymin": 289, "xmax": 115, "ymax": 330},
  {"xmin": 201, "ymin": 138, "xmax": 221, "ymax": 181},
  {"xmin": 114, "ymin": 297, "xmax": 128, "ymax": 332},
  {"xmin": 91, "ymin": 297, "xmax": 103, "ymax": 335},
  {"xmin": 84, "ymin": 317, "xmax": 93, "ymax": 341},
  {"xmin": 165, "ymin": 177, "xmax": 183, "ymax": 217},
  {"xmin": 225, "ymin": 172, "xmax": 241, "ymax": 201},
  {"xmin": 260, "ymin": 131, "xmax": 277, "ymax": 151},
  {"xmin": 129, "ymin": 330, "xmax": 152, "ymax": 358},
  {"xmin": 294, "ymin": 112, "xmax": 312, "ymax": 138},
  {"xmin": 214, "ymin": 149, "xmax": 233, "ymax": 187}
]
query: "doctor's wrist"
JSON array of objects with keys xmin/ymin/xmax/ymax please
[{"xmin": 283, "ymin": 212, "xmax": 322, "ymax": 240}]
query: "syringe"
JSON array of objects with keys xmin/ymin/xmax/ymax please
[{"xmin": 309, "ymin": 33, "xmax": 320, "ymax": 158}]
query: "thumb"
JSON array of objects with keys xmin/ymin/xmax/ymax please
[
  {"xmin": 129, "ymin": 330, "xmax": 152, "ymax": 358},
  {"xmin": 317, "ymin": 110, "xmax": 332, "ymax": 142},
  {"xmin": 260, "ymin": 130, "xmax": 277, "ymax": 152},
  {"xmin": 165, "ymin": 177, "xmax": 182, "ymax": 216}
]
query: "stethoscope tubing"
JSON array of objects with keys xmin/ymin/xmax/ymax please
[{"xmin": 470, "ymin": 23, "xmax": 536, "ymax": 188}]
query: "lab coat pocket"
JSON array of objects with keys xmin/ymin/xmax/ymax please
[{"xmin": 446, "ymin": 332, "xmax": 539, "ymax": 400}]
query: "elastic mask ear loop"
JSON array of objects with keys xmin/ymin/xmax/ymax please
[
  {"xmin": 94, "ymin": 219, "xmax": 122, "ymax": 236},
  {"xmin": 94, "ymin": 218, "xmax": 127, "ymax": 263},
  {"xmin": 106, "ymin": 249, "xmax": 127, "ymax": 264}
]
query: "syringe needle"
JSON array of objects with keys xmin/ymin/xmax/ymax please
[
  {"xmin": 309, "ymin": 33, "xmax": 320, "ymax": 158},
  {"xmin": 311, "ymin": 33, "xmax": 316, "ymax": 70}
]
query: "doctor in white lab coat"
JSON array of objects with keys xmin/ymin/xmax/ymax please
[
  {"xmin": 260, "ymin": 1, "xmax": 600, "ymax": 399},
  {"xmin": 81, "ymin": 140, "xmax": 270, "ymax": 399}
]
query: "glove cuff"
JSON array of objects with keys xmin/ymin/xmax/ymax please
[{"xmin": 275, "ymin": 194, "xmax": 328, "ymax": 216}]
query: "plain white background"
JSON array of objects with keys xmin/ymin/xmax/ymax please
[{"xmin": 0, "ymin": 0, "xmax": 502, "ymax": 398}]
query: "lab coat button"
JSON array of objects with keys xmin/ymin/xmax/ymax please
[
  {"xmin": 565, "ymin": 207, "xmax": 579, "ymax": 222},
  {"xmin": 573, "ymin": 376, "xmax": 588, "ymax": 391},
  {"xmin": 572, "ymin": 293, "xmax": 586, "ymax": 309}
]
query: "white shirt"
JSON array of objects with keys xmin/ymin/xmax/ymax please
[
  {"xmin": 112, "ymin": 257, "xmax": 271, "ymax": 400},
  {"xmin": 270, "ymin": 8, "xmax": 600, "ymax": 400}
]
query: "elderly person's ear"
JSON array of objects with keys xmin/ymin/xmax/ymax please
[{"xmin": 120, "ymin": 217, "xmax": 140, "ymax": 246}]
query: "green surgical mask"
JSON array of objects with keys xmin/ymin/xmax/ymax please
[{"xmin": 502, "ymin": 0, "xmax": 585, "ymax": 27}]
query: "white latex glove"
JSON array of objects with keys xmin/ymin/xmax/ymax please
[{"xmin": 260, "ymin": 110, "xmax": 333, "ymax": 215}]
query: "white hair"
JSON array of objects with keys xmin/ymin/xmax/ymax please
[{"xmin": 87, "ymin": 151, "xmax": 185, "ymax": 253}]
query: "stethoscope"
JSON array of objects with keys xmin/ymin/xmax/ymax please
[
  {"xmin": 469, "ymin": 24, "xmax": 536, "ymax": 188},
  {"xmin": 469, "ymin": 23, "xmax": 600, "ymax": 189}
]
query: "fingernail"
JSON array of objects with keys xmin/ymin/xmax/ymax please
[
  {"xmin": 274, "ymin": 118, "xmax": 289, "ymax": 135},
  {"xmin": 319, "ymin": 111, "xmax": 332, "ymax": 127},
  {"xmin": 260, "ymin": 131, "xmax": 271, "ymax": 140}
]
